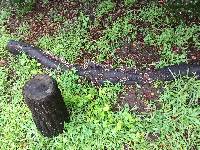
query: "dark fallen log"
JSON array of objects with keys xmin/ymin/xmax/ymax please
[
  {"xmin": 23, "ymin": 74, "xmax": 69, "ymax": 137},
  {"xmin": 7, "ymin": 40, "xmax": 200, "ymax": 85}
]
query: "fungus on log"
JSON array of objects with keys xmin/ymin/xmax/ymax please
[
  {"xmin": 23, "ymin": 74, "xmax": 69, "ymax": 137},
  {"xmin": 7, "ymin": 40, "xmax": 200, "ymax": 85}
]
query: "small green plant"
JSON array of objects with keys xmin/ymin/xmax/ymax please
[
  {"xmin": 57, "ymin": 70, "xmax": 98, "ymax": 108},
  {"xmin": 48, "ymin": 8, "xmax": 64, "ymax": 22},
  {"xmin": 10, "ymin": 0, "xmax": 36, "ymax": 15},
  {"xmin": 96, "ymin": 0, "xmax": 115, "ymax": 17},
  {"xmin": 43, "ymin": 0, "xmax": 49, "ymax": 5},
  {"xmin": 125, "ymin": 58, "xmax": 136, "ymax": 67},
  {"xmin": 0, "ymin": 68, "xmax": 8, "ymax": 94},
  {"xmin": 124, "ymin": 0, "xmax": 136, "ymax": 7},
  {"xmin": 38, "ymin": 13, "xmax": 91, "ymax": 63},
  {"xmin": 144, "ymin": 24, "xmax": 200, "ymax": 67},
  {"xmin": 0, "ymin": 9, "xmax": 11, "ymax": 26},
  {"xmin": 17, "ymin": 22, "xmax": 30, "ymax": 38},
  {"xmin": 139, "ymin": 3, "xmax": 168, "ymax": 25},
  {"xmin": 94, "ymin": 13, "xmax": 136, "ymax": 62}
]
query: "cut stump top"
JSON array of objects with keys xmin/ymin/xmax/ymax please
[{"xmin": 23, "ymin": 74, "xmax": 56, "ymax": 101}]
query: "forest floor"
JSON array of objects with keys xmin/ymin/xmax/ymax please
[{"xmin": 0, "ymin": 0, "xmax": 200, "ymax": 149}]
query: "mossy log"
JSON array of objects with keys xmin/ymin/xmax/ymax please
[
  {"xmin": 7, "ymin": 40, "xmax": 200, "ymax": 85},
  {"xmin": 23, "ymin": 74, "xmax": 69, "ymax": 137}
]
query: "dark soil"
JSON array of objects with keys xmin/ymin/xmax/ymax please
[
  {"xmin": 89, "ymin": 27, "xmax": 103, "ymax": 41},
  {"xmin": 113, "ymin": 83, "xmax": 162, "ymax": 114},
  {"xmin": 97, "ymin": 7, "xmax": 125, "ymax": 28},
  {"xmin": 115, "ymin": 41, "xmax": 160, "ymax": 68},
  {"xmin": 165, "ymin": 2, "xmax": 200, "ymax": 26},
  {"xmin": 6, "ymin": 0, "xmax": 80, "ymax": 43},
  {"xmin": 124, "ymin": 143, "xmax": 133, "ymax": 150},
  {"xmin": 187, "ymin": 44, "xmax": 200, "ymax": 64},
  {"xmin": 75, "ymin": 49, "xmax": 94, "ymax": 65},
  {"xmin": 146, "ymin": 132, "xmax": 160, "ymax": 142}
]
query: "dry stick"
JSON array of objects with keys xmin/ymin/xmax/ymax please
[{"xmin": 7, "ymin": 40, "xmax": 200, "ymax": 85}]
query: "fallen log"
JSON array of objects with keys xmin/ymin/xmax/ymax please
[
  {"xmin": 23, "ymin": 74, "xmax": 69, "ymax": 137},
  {"xmin": 7, "ymin": 40, "xmax": 200, "ymax": 85}
]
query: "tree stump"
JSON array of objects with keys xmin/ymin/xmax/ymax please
[{"xmin": 23, "ymin": 74, "xmax": 69, "ymax": 137}]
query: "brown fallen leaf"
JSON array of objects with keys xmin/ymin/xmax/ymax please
[{"xmin": 0, "ymin": 59, "xmax": 6, "ymax": 67}]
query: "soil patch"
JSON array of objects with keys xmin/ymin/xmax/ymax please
[
  {"xmin": 115, "ymin": 41, "xmax": 160, "ymax": 68},
  {"xmin": 75, "ymin": 49, "xmax": 94, "ymax": 65},
  {"xmin": 146, "ymin": 132, "xmax": 160, "ymax": 142},
  {"xmin": 187, "ymin": 44, "xmax": 200, "ymax": 64},
  {"xmin": 89, "ymin": 27, "xmax": 103, "ymax": 41},
  {"xmin": 6, "ymin": 0, "xmax": 80, "ymax": 43},
  {"xmin": 165, "ymin": 2, "xmax": 200, "ymax": 26},
  {"xmin": 0, "ymin": 59, "xmax": 7, "ymax": 67},
  {"xmin": 113, "ymin": 83, "xmax": 162, "ymax": 114}
]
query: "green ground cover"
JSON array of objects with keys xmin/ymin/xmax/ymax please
[{"xmin": 0, "ymin": 1, "xmax": 200, "ymax": 149}]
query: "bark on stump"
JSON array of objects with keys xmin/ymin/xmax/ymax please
[{"xmin": 23, "ymin": 74, "xmax": 69, "ymax": 137}]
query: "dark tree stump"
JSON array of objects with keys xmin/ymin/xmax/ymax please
[{"xmin": 23, "ymin": 74, "xmax": 69, "ymax": 137}]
